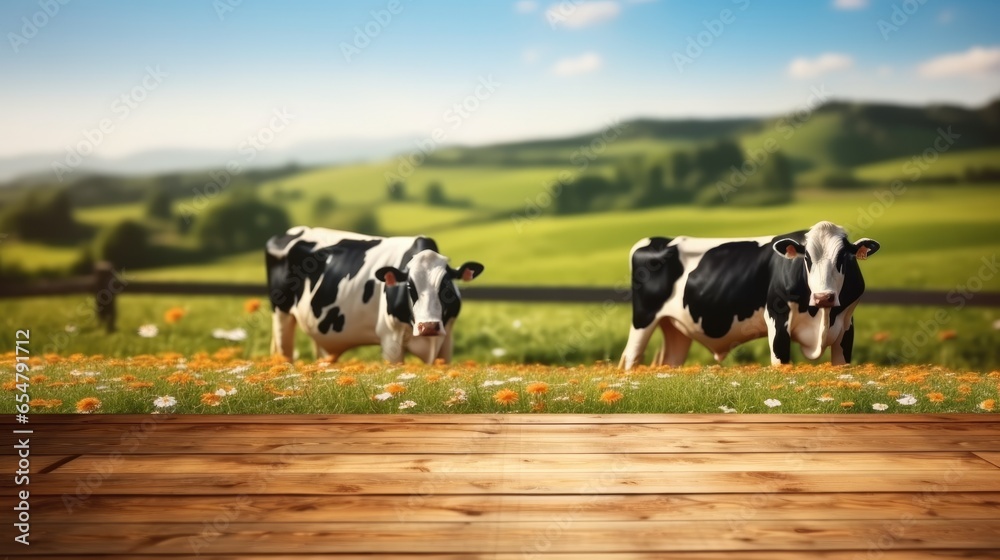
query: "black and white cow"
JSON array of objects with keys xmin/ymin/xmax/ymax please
[
  {"xmin": 265, "ymin": 227, "xmax": 484, "ymax": 363},
  {"xmin": 619, "ymin": 221, "xmax": 880, "ymax": 370}
]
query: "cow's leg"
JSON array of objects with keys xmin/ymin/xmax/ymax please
[
  {"xmin": 270, "ymin": 310, "xmax": 296, "ymax": 361},
  {"xmin": 620, "ymin": 322, "xmax": 657, "ymax": 370},
  {"xmin": 380, "ymin": 331, "xmax": 407, "ymax": 364},
  {"xmin": 313, "ymin": 339, "xmax": 330, "ymax": 361},
  {"xmin": 658, "ymin": 318, "xmax": 692, "ymax": 367},
  {"xmin": 437, "ymin": 330, "xmax": 455, "ymax": 364},
  {"xmin": 831, "ymin": 319, "xmax": 854, "ymax": 365},
  {"xmin": 765, "ymin": 307, "xmax": 792, "ymax": 365}
]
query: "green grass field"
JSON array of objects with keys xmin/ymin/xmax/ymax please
[
  {"xmin": 2, "ymin": 295, "xmax": 997, "ymax": 370},
  {"xmin": 118, "ymin": 185, "xmax": 1000, "ymax": 291},
  {"xmin": 854, "ymin": 146, "xmax": 1000, "ymax": 182}
]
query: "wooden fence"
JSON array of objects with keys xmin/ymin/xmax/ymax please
[{"xmin": 1, "ymin": 264, "xmax": 998, "ymax": 333}]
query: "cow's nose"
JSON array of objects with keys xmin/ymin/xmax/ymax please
[
  {"xmin": 416, "ymin": 322, "xmax": 442, "ymax": 336},
  {"xmin": 811, "ymin": 291, "xmax": 837, "ymax": 308}
]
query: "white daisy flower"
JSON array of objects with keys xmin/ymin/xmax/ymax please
[
  {"xmin": 764, "ymin": 399, "xmax": 781, "ymax": 408},
  {"xmin": 896, "ymin": 395, "xmax": 918, "ymax": 406},
  {"xmin": 719, "ymin": 406, "xmax": 737, "ymax": 414},
  {"xmin": 153, "ymin": 396, "xmax": 177, "ymax": 408},
  {"xmin": 816, "ymin": 395, "xmax": 834, "ymax": 402},
  {"xmin": 138, "ymin": 324, "xmax": 159, "ymax": 338},
  {"xmin": 374, "ymin": 392, "xmax": 393, "ymax": 401},
  {"xmin": 398, "ymin": 400, "xmax": 417, "ymax": 410},
  {"xmin": 872, "ymin": 403, "xmax": 889, "ymax": 411},
  {"xmin": 397, "ymin": 373, "xmax": 417, "ymax": 380}
]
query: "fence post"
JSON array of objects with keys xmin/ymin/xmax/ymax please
[{"xmin": 94, "ymin": 261, "xmax": 117, "ymax": 333}]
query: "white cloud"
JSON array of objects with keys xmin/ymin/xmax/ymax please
[
  {"xmin": 522, "ymin": 48, "xmax": 541, "ymax": 64},
  {"xmin": 832, "ymin": 0, "xmax": 868, "ymax": 9},
  {"xmin": 918, "ymin": 46, "xmax": 1000, "ymax": 78},
  {"xmin": 546, "ymin": 1, "xmax": 620, "ymax": 28},
  {"xmin": 552, "ymin": 52, "xmax": 602, "ymax": 76},
  {"xmin": 787, "ymin": 53, "xmax": 854, "ymax": 78},
  {"xmin": 515, "ymin": 1, "xmax": 538, "ymax": 14}
]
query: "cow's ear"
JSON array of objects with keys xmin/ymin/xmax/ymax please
[
  {"xmin": 773, "ymin": 239, "xmax": 806, "ymax": 260},
  {"xmin": 451, "ymin": 262, "xmax": 484, "ymax": 282},
  {"xmin": 851, "ymin": 238, "xmax": 880, "ymax": 260},
  {"xmin": 375, "ymin": 267, "xmax": 407, "ymax": 287}
]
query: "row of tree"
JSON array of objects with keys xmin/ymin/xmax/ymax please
[{"xmin": 552, "ymin": 140, "xmax": 795, "ymax": 215}]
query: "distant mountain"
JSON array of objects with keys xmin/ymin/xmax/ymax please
[
  {"xmin": 3, "ymin": 97, "xmax": 998, "ymax": 184},
  {"xmin": 0, "ymin": 137, "xmax": 419, "ymax": 184}
]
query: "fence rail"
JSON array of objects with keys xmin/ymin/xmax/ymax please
[{"xmin": 3, "ymin": 252, "xmax": 1000, "ymax": 336}]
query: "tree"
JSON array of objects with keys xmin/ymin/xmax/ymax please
[
  {"xmin": 425, "ymin": 182, "xmax": 446, "ymax": 206},
  {"xmin": 351, "ymin": 210, "xmax": 380, "ymax": 236},
  {"xmin": 94, "ymin": 220, "xmax": 149, "ymax": 268},
  {"xmin": 312, "ymin": 195, "xmax": 337, "ymax": 222},
  {"xmin": 144, "ymin": 189, "xmax": 173, "ymax": 220},
  {"xmin": 196, "ymin": 195, "xmax": 291, "ymax": 254},
  {"xmin": 0, "ymin": 189, "xmax": 79, "ymax": 242},
  {"xmin": 387, "ymin": 180, "xmax": 406, "ymax": 201}
]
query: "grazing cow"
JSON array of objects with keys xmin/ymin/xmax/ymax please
[
  {"xmin": 265, "ymin": 227, "xmax": 484, "ymax": 363},
  {"xmin": 619, "ymin": 221, "xmax": 880, "ymax": 370}
]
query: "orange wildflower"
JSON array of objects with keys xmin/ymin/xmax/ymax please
[
  {"xmin": 164, "ymin": 307, "xmax": 186, "ymax": 324},
  {"xmin": 75, "ymin": 397, "xmax": 101, "ymax": 413},
  {"xmin": 424, "ymin": 373, "xmax": 442, "ymax": 383},
  {"xmin": 937, "ymin": 330, "xmax": 957, "ymax": 341},
  {"xmin": 127, "ymin": 381, "xmax": 154, "ymax": 389},
  {"xmin": 165, "ymin": 372, "xmax": 194, "ymax": 385},
  {"xmin": 493, "ymin": 388, "xmax": 519, "ymax": 405},
  {"xmin": 384, "ymin": 383, "xmax": 407, "ymax": 395},
  {"xmin": 887, "ymin": 390, "xmax": 900, "ymax": 398},
  {"xmin": 958, "ymin": 384, "xmax": 972, "ymax": 395},
  {"xmin": 979, "ymin": 399, "xmax": 995, "ymax": 412},
  {"xmin": 200, "ymin": 393, "xmax": 223, "ymax": 407},
  {"xmin": 872, "ymin": 331, "xmax": 890, "ymax": 342},
  {"xmin": 840, "ymin": 401, "xmax": 854, "ymax": 409},
  {"xmin": 336, "ymin": 376, "xmax": 357, "ymax": 387},
  {"xmin": 526, "ymin": 382, "xmax": 549, "ymax": 395},
  {"xmin": 926, "ymin": 392, "xmax": 946, "ymax": 403},
  {"xmin": 600, "ymin": 390, "xmax": 624, "ymax": 405},
  {"xmin": 244, "ymin": 298, "xmax": 262, "ymax": 313}
]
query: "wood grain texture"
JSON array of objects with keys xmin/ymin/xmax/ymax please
[{"xmin": 5, "ymin": 413, "xmax": 999, "ymax": 557}]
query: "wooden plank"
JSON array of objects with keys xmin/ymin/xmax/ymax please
[
  {"xmin": 974, "ymin": 452, "xmax": 1000, "ymax": 469},
  {"xmin": 13, "ymin": 413, "xmax": 1000, "ymax": 425},
  {"xmin": 18, "ymin": 470, "xmax": 1000, "ymax": 495},
  {"xmin": 14, "ymin": 553, "xmax": 1000, "ymax": 560},
  {"xmin": 46, "ymin": 452, "xmax": 999, "ymax": 474},
  {"xmin": 11, "ymin": 520, "xmax": 1000, "ymax": 555},
  {"xmin": 24, "ymin": 435, "xmax": 1000, "ymax": 454},
  {"xmin": 0, "ymin": 454, "xmax": 76, "ymax": 473},
  {"xmin": 18, "ymin": 492, "xmax": 1000, "ymax": 523},
  {"xmin": 34, "ymin": 422, "xmax": 1000, "ymax": 439}
]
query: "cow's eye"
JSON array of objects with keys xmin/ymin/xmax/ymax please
[
  {"xmin": 407, "ymin": 283, "xmax": 418, "ymax": 301},
  {"xmin": 803, "ymin": 253, "xmax": 813, "ymax": 270}
]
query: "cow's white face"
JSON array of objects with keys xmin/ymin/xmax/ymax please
[
  {"xmin": 773, "ymin": 221, "xmax": 880, "ymax": 308},
  {"xmin": 375, "ymin": 250, "xmax": 484, "ymax": 337}
]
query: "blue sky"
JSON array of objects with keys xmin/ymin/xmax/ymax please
[{"xmin": 1, "ymin": 0, "xmax": 998, "ymax": 158}]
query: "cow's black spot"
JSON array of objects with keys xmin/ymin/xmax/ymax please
[
  {"xmin": 306, "ymin": 239, "xmax": 383, "ymax": 325},
  {"xmin": 841, "ymin": 319, "xmax": 855, "ymax": 362},
  {"xmin": 362, "ymin": 279, "xmax": 376, "ymax": 304},
  {"xmin": 770, "ymin": 310, "xmax": 792, "ymax": 364},
  {"xmin": 318, "ymin": 306, "xmax": 346, "ymax": 333},
  {"xmin": 631, "ymin": 237, "xmax": 683, "ymax": 329},
  {"xmin": 385, "ymin": 237, "xmax": 438, "ymax": 325},
  {"xmin": 265, "ymin": 234, "xmax": 316, "ymax": 314},
  {"xmin": 684, "ymin": 241, "xmax": 772, "ymax": 338},
  {"xmin": 440, "ymin": 277, "xmax": 461, "ymax": 325},
  {"xmin": 830, "ymin": 250, "xmax": 866, "ymax": 325}
]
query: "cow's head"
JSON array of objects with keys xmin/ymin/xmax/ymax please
[
  {"xmin": 375, "ymin": 250, "xmax": 484, "ymax": 337},
  {"xmin": 773, "ymin": 221, "xmax": 880, "ymax": 308}
]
